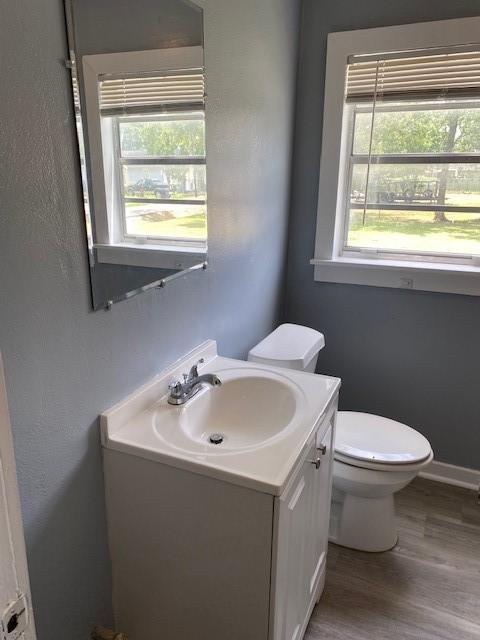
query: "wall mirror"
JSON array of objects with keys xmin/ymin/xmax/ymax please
[{"xmin": 64, "ymin": 0, "xmax": 207, "ymax": 310}]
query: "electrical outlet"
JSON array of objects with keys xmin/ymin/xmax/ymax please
[{"xmin": 400, "ymin": 277, "xmax": 413, "ymax": 289}]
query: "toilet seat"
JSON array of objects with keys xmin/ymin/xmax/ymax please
[
  {"xmin": 334, "ymin": 411, "xmax": 432, "ymax": 471},
  {"xmin": 334, "ymin": 449, "xmax": 433, "ymax": 472}
]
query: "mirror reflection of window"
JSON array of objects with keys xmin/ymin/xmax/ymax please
[
  {"xmin": 82, "ymin": 46, "xmax": 207, "ymax": 271},
  {"xmin": 64, "ymin": 0, "xmax": 207, "ymax": 310},
  {"xmin": 99, "ymin": 73, "xmax": 207, "ymax": 245}
]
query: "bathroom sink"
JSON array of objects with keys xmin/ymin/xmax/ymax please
[
  {"xmin": 154, "ymin": 369, "xmax": 301, "ymax": 453},
  {"xmin": 101, "ymin": 340, "xmax": 341, "ymax": 494}
]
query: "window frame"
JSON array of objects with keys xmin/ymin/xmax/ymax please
[
  {"xmin": 82, "ymin": 46, "xmax": 208, "ymax": 271},
  {"xmin": 312, "ymin": 17, "xmax": 480, "ymax": 296}
]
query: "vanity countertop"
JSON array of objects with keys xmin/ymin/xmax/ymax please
[{"xmin": 101, "ymin": 340, "xmax": 341, "ymax": 495}]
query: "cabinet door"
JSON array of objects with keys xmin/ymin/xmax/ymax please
[
  {"xmin": 272, "ymin": 439, "xmax": 317, "ymax": 640},
  {"xmin": 271, "ymin": 405, "xmax": 338, "ymax": 640},
  {"xmin": 310, "ymin": 419, "xmax": 334, "ymax": 601}
]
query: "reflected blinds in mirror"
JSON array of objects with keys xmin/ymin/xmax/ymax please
[{"xmin": 99, "ymin": 69, "xmax": 205, "ymax": 116}]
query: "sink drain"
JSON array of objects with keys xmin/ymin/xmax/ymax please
[{"xmin": 209, "ymin": 433, "xmax": 224, "ymax": 445}]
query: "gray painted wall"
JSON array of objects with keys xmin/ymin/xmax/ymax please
[
  {"xmin": 72, "ymin": 0, "xmax": 203, "ymax": 56},
  {"xmin": 285, "ymin": 0, "xmax": 480, "ymax": 470},
  {"xmin": 0, "ymin": 1, "xmax": 299, "ymax": 638}
]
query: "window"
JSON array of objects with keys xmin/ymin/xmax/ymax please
[
  {"xmin": 82, "ymin": 47, "xmax": 207, "ymax": 270},
  {"xmin": 313, "ymin": 18, "xmax": 480, "ymax": 296},
  {"xmin": 344, "ymin": 53, "xmax": 480, "ymax": 261}
]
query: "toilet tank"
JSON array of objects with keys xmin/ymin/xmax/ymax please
[{"xmin": 248, "ymin": 323, "xmax": 325, "ymax": 373}]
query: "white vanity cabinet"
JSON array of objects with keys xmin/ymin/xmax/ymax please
[
  {"xmin": 103, "ymin": 397, "xmax": 337, "ymax": 640},
  {"xmin": 271, "ymin": 407, "xmax": 335, "ymax": 640}
]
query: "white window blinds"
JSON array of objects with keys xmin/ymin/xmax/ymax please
[
  {"xmin": 346, "ymin": 47, "xmax": 480, "ymax": 102},
  {"xmin": 99, "ymin": 69, "xmax": 205, "ymax": 116}
]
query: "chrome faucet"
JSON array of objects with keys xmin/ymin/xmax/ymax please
[{"xmin": 167, "ymin": 358, "xmax": 222, "ymax": 405}]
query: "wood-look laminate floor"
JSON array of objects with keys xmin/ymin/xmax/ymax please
[{"xmin": 306, "ymin": 478, "xmax": 480, "ymax": 640}]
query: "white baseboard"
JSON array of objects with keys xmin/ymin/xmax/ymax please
[{"xmin": 419, "ymin": 460, "xmax": 480, "ymax": 491}]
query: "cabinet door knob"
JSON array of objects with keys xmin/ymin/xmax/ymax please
[
  {"xmin": 317, "ymin": 444, "xmax": 327, "ymax": 456},
  {"xmin": 309, "ymin": 457, "xmax": 321, "ymax": 469}
]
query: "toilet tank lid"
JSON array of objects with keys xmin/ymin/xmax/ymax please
[{"xmin": 248, "ymin": 324, "xmax": 325, "ymax": 368}]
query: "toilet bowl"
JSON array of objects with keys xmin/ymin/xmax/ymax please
[
  {"xmin": 248, "ymin": 324, "xmax": 434, "ymax": 553},
  {"xmin": 331, "ymin": 411, "xmax": 433, "ymax": 551}
]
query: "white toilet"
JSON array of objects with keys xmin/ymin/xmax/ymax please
[{"xmin": 248, "ymin": 323, "xmax": 434, "ymax": 553}]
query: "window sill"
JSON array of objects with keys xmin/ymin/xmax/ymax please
[
  {"xmin": 95, "ymin": 242, "xmax": 207, "ymax": 270},
  {"xmin": 310, "ymin": 256, "xmax": 480, "ymax": 296}
]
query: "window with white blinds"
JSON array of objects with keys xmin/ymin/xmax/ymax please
[
  {"xmin": 313, "ymin": 18, "xmax": 480, "ymax": 293},
  {"xmin": 99, "ymin": 64, "xmax": 207, "ymax": 244},
  {"xmin": 81, "ymin": 46, "xmax": 208, "ymax": 256},
  {"xmin": 98, "ymin": 69, "xmax": 205, "ymax": 116},
  {"xmin": 340, "ymin": 45, "xmax": 480, "ymax": 262},
  {"xmin": 346, "ymin": 48, "xmax": 480, "ymax": 103}
]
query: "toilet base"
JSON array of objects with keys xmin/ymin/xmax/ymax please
[{"xmin": 329, "ymin": 491, "xmax": 398, "ymax": 552}]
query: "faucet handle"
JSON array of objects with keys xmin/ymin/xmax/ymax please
[
  {"xmin": 188, "ymin": 358, "xmax": 205, "ymax": 380},
  {"xmin": 168, "ymin": 380, "xmax": 182, "ymax": 395}
]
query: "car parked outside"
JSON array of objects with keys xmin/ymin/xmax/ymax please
[{"xmin": 126, "ymin": 178, "xmax": 170, "ymax": 199}]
